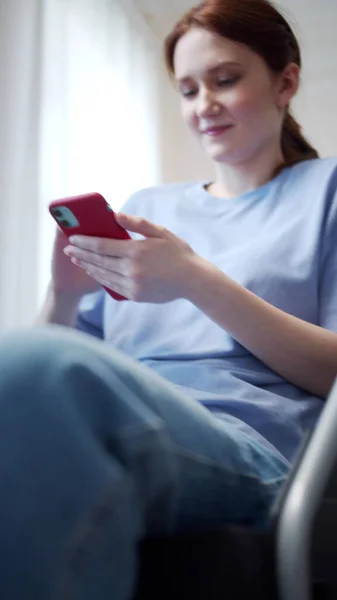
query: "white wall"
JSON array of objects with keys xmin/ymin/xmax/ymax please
[
  {"xmin": 146, "ymin": 0, "xmax": 337, "ymax": 184},
  {"xmin": 286, "ymin": 0, "xmax": 337, "ymax": 158}
]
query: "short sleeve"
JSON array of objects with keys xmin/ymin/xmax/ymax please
[
  {"xmin": 75, "ymin": 291, "xmax": 105, "ymax": 339},
  {"xmin": 318, "ymin": 187, "xmax": 337, "ymax": 332},
  {"xmin": 118, "ymin": 187, "xmax": 151, "ymax": 217}
]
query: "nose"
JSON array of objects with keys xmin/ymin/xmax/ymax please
[{"xmin": 195, "ymin": 88, "xmax": 222, "ymax": 119}]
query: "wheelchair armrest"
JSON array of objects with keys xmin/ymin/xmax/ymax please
[{"xmin": 275, "ymin": 379, "xmax": 337, "ymax": 600}]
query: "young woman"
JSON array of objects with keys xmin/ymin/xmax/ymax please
[{"xmin": 1, "ymin": 0, "xmax": 337, "ymax": 598}]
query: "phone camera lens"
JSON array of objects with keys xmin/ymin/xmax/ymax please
[
  {"xmin": 52, "ymin": 208, "xmax": 63, "ymax": 218},
  {"xmin": 60, "ymin": 219, "xmax": 71, "ymax": 228}
]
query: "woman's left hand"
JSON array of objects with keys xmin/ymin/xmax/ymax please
[{"xmin": 63, "ymin": 213, "xmax": 200, "ymax": 303}]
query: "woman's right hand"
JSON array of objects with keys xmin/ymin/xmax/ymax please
[
  {"xmin": 36, "ymin": 228, "xmax": 101, "ymax": 327},
  {"xmin": 51, "ymin": 227, "xmax": 101, "ymax": 296}
]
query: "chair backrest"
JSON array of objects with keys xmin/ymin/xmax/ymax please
[{"xmin": 269, "ymin": 379, "xmax": 337, "ymax": 600}]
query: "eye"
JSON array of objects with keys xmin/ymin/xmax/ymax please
[
  {"xmin": 217, "ymin": 75, "xmax": 240, "ymax": 88},
  {"xmin": 181, "ymin": 89, "xmax": 198, "ymax": 99},
  {"xmin": 217, "ymin": 78, "xmax": 236, "ymax": 87}
]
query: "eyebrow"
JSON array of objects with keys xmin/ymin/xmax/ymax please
[{"xmin": 175, "ymin": 61, "xmax": 242, "ymax": 84}]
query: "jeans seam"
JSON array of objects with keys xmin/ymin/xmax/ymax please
[{"xmin": 170, "ymin": 443, "xmax": 289, "ymax": 489}]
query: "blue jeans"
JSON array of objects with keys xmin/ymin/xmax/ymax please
[{"xmin": 0, "ymin": 326, "xmax": 289, "ymax": 599}]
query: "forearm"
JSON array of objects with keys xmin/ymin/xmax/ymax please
[
  {"xmin": 185, "ymin": 258, "xmax": 337, "ymax": 398},
  {"xmin": 36, "ymin": 284, "xmax": 82, "ymax": 328}
]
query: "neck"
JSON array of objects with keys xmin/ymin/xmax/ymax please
[{"xmin": 208, "ymin": 142, "xmax": 284, "ymax": 199}]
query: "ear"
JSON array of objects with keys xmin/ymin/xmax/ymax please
[{"xmin": 275, "ymin": 63, "xmax": 300, "ymax": 109}]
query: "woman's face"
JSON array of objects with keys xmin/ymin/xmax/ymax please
[{"xmin": 173, "ymin": 28, "xmax": 297, "ymax": 165}]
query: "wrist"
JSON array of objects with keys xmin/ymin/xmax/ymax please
[
  {"xmin": 182, "ymin": 255, "xmax": 221, "ymax": 302},
  {"xmin": 183, "ymin": 254, "xmax": 240, "ymax": 315},
  {"xmin": 37, "ymin": 284, "xmax": 83, "ymax": 327},
  {"xmin": 48, "ymin": 285, "xmax": 84, "ymax": 307}
]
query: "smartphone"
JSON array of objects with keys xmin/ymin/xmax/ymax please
[{"xmin": 49, "ymin": 192, "xmax": 131, "ymax": 301}]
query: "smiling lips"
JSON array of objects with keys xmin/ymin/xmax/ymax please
[{"xmin": 201, "ymin": 125, "xmax": 233, "ymax": 136}]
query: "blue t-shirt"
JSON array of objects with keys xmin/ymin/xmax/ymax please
[{"xmin": 77, "ymin": 157, "xmax": 337, "ymax": 463}]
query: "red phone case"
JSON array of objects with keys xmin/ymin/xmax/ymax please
[{"xmin": 49, "ymin": 192, "xmax": 131, "ymax": 301}]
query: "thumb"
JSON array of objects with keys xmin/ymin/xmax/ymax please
[{"xmin": 115, "ymin": 212, "xmax": 165, "ymax": 238}]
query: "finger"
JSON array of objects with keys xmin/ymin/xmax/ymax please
[
  {"xmin": 87, "ymin": 269, "xmax": 131, "ymax": 300},
  {"xmin": 68, "ymin": 235, "xmax": 134, "ymax": 257},
  {"xmin": 56, "ymin": 227, "xmax": 68, "ymax": 242},
  {"xmin": 66, "ymin": 247, "xmax": 129, "ymax": 274},
  {"xmin": 65, "ymin": 246, "xmax": 99, "ymax": 263},
  {"xmin": 89, "ymin": 273, "xmax": 131, "ymax": 299},
  {"xmin": 115, "ymin": 213, "xmax": 167, "ymax": 239},
  {"xmin": 72, "ymin": 258, "xmax": 131, "ymax": 297},
  {"xmin": 73, "ymin": 258, "xmax": 130, "ymax": 289}
]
